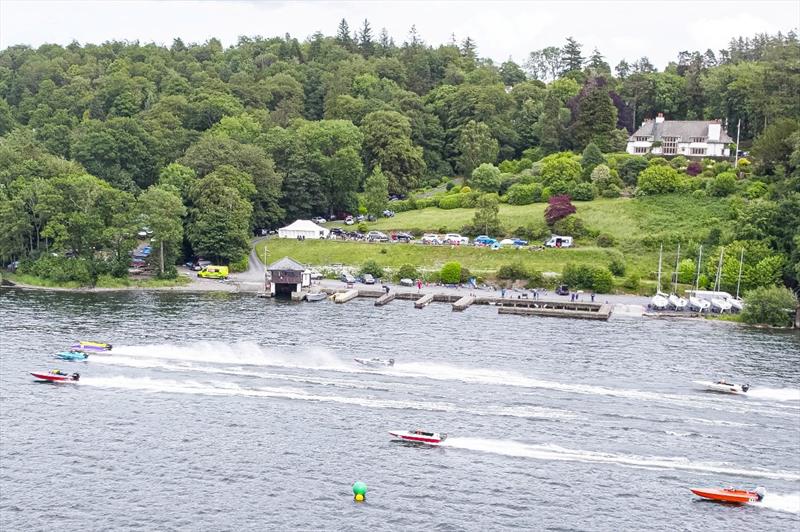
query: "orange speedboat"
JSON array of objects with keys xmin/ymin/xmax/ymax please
[{"xmin": 690, "ymin": 487, "xmax": 765, "ymax": 503}]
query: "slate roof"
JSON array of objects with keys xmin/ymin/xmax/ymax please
[
  {"xmin": 630, "ymin": 120, "xmax": 733, "ymax": 144},
  {"xmin": 267, "ymin": 256, "xmax": 306, "ymax": 271}
]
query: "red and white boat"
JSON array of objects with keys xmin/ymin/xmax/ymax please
[
  {"xmin": 690, "ymin": 487, "xmax": 765, "ymax": 504},
  {"xmin": 31, "ymin": 370, "xmax": 80, "ymax": 383},
  {"xmin": 389, "ymin": 429, "xmax": 447, "ymax": 444}
]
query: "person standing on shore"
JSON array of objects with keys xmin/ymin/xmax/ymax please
[{"xmin": 417, "ymin": 279, "xmax": 422, "ymax": 292}]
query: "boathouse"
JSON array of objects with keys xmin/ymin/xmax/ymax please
[{"xmin": 265, "ymin": 257, "xmax": 310, "ymax": 297}]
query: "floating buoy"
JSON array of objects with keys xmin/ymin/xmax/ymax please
[{"xmin": 352, "ymin": 481, "xmax": 367, "ymax": 502}]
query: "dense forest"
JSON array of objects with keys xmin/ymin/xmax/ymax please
[{"xmin": 0, "ymin": 22, "xmax": 798, "ymax": 287}]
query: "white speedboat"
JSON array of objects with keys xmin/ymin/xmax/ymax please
[
  {"xmin": 668, "ymin": 294, "xmax": 687, "ymax": 310},
  {"xmin": 389, "ymin": 429, "xmax": 447, "ymax": 444},
  {"xmin": 650, "ymin": 292, "xmax": 669, "ymax": 310},
  {"xmin": 696, "ymin": 380, "xmax": 750, "ymax": 394},
  {"xmin": 354, "ymin": 357, "xmax": 395, "ymax": 367}
]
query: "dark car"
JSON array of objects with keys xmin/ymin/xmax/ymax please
[
  {"xmin": 340, "ymin": 273, "xmax": 356, "ymax": 284},
  {"xmin": 394, "ymin": 232, "xmax": 414, "ymax": 243},
  {"xmin": 556, "ymin": 284, "xmax": 570, "ymax": 296}
]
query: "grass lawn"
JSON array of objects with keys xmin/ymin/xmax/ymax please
[
  {"xmin": 257, "ymin": 238, "xmax": 660, "ymax": 280},
  {"xmin": 5, "ymin": 272, "xmax": 191, "ymax": 289}
]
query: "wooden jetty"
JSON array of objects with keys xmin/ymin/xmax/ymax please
[
  {"xmin": 374, "ymin": 290, "xmax": 395, "ymax": 306},
  {"xmin": 499, "ymin": 303, "xmax": 611, "ymax": 321},
  {"xmin": 334, "ymin": 289, "xmax": 359, "ymax": 304},
  {"xmin": 452, "ymin": 295, "xmax": 475, "ymax": 311},
  {"xmin": 414, "ymin": 293, "xmax": 434, "ymax": 308}
]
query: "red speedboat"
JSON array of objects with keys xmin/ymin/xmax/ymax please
[
  {"xmin": 690, "ymin": 487, "xmax": 765, "ymax": 503},
  {"xmin": 389, "ymin": 429, "xmax": 447, "ymax": 444},
  {"xmin": 31, "ymin": 370, "xmax": 80, "ymax": 383}
]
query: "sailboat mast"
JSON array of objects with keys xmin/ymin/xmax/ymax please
[
  {"xmin": 673, "ymin": 243, "xmax": 681, "ymax": 294},
  {"xmin": 714, "ymin": 247, "xmax": 724, "ymax": 292},
  {"xmin": 657, "ymin": 243, "xmax": 663, "ymax": 293},
  {"xmin": 695, "ymin": 245, "xmax": 703, "ymax": 291},
  {"xmin": 735, "ymin": 248, "xmax": 744, "ymax": 299}
]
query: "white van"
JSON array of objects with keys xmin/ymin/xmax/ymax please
[{"xmin": 545, "ymin": 235, "xmax": 573, "ymax": 248}]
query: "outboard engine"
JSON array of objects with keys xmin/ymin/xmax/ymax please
[
  {"xmin": 72, "ymin": 373, "xmax": 80, "ymax": 381},
  {"xmin": 754, "ymin": 486, "xmax": 766, "ymax": 501},
  {"xmin": 741, "ymin": 384, "xmax": 750, "ymax": 392}
]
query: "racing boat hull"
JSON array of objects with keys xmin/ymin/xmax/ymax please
[
  {"xmin": 690, "ymin": 488, "xmax": 760, "ymax": 503},
  {"xmin": 71, "ymin": 341, "xmax": 112, "ymax": 352},
  {"xmin": 389, "ymin": 430, "xmax": 447, "ymax": 444},
  {"xmin": 695, "ymin": 380, "xmax": 749, "ymax": 394},
  {"xmin": 55, "ymin": 351, "xmax": 89, "ymax": 361},
  {"xmin": 354, "ymin": 357, "xmax": 394, "ymax": 367},
  {"xmin": 30, "ymin": 372, "xmax": 79, "ymax": 383}
]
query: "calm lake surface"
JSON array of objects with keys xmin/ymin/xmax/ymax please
[{"xmin": 1, "ymin": 289, "xmax": 799, "ymax": 531}]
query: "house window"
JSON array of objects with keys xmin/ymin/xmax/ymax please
[
  {"xmin": 690, "ymin": 147, "xmax": 706, "ymax": 155},
  {"xmin": 634, "ymin": 146, "xmax": 648, "ymax": 154},
  {"xmin": 635, "ymin": 136, "xmax": 649, "ymax": 141},
  {"xmin": 662, "ymin": 136, "xmax": 678, "ymax": 155},
  {"xmin": 690, "ymin": 137, "xmax": 706, "ymax": 143}
]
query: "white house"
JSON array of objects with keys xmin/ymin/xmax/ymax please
[
  {"xmin": 626, "ymin": 113, "xmax": 732, "ymax": 158},
  {"xmin": 277, "ymin": 219, "xmax": 329, "ymax": 239}
]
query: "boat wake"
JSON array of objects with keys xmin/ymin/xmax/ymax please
[
  {"xmin": 747, "ymin": 387, "xmax": 800, "ymax": 403},
  {"xmin": 441, "ymin": 438, "xmax": 800, "ymax": 481},
  {"xmin": 754, "ymin": 491, "xmax": 800, "ymax": 514}
]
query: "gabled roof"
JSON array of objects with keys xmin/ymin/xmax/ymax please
[
  {"xmin": 279, "ymin": 219, "xmax": 326, "ymax": 232},
  {"xmin": 267, "ymin": 256, "xmax": 306, "ymax": 271},
  {"xmin": 630, "ymin": 120, "xmax": 733, "ymax": 143}
]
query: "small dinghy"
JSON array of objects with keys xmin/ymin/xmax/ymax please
[
  {"xmin": 305, "ymin": 292, "xmax": 327, "ymax": 302},
  {"xmin": 354, "ymin": 357, "xmax": 394, "ymax": 367},
  {"xmin": 71, "ymin": 341, "xmax": 112, "ymax": 352},
  {"xmin": 54, "ymin": 351, "xmax": 89, "ymax": 361},
  {"xmin": 31, "ymin": 370, "xmax": 80, "ymax": 383},
  {"xmin": 691, "ymin": 486, "xmax": 765, "ymax": 504},
  {"xmin": 696, "ymin": 380, "xmax": 750, "ymax": 394},
  {"xmin": 389, "ymin": 429, "xmax": 448, "ymax": 445}
]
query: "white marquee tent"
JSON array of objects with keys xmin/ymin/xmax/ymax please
[{"xmin": 277, "ymin": 219, "xmax": 329, "ymax": 239}]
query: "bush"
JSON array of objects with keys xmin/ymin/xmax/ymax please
[
  {"xmin": 470, "ymin": 163, "xmax": 502, "ymax": 192},
  {"xmin": 438, "ymin": 194, "xmax": 465, "ymax": 209},
  {"xmin": 608, "ymin": 256, "xmax": 626, "ymax": 276},
  {"xmin": 445, "ymin": 181, "xmax": 456, "ymax": 191},
  {"xmin": 561, "ymin": 263, "xmax": 595, "ymax": 288},
  {"xmin": 670, "ymin": 155, "xmax": 688, "ymax": 169},
  {"xmin": 440, "ymin": 262, "xmax": 462, "ymax": 284},
  {"xmin": 25, "ymin": 255, "xmax": 94, "ymax": 285},
  {"xmin": 745, "ymin": 181, "xmax": 768, "ymax": 199},
  {"xmin": 636, "ymin": 165, "xmax": 686, "ymax": 195},
  {"xmin": 601, "ymin": 185, "xmax": 621, "ymax": 198},
  {"xmin": 707, "ymin": 171, "xmax": 737, "ymax": 197},
  {"xmin": 596, "ymin": 233, "xmax": 615, "ymax": 247},
  {"xmin": 686, "ymin": 161, "xmax": 703, "ymax": 176},
  {"xmin": 741, "ymin": 286, "xmax": 798, "ymax": 327},
  {"xmin": 460, "ymin": 186, "xmax": 472, "ymax": 193},
  {"xmin": 544, "ymin": 194, "xmax": 576, "ymax": 225},
  {"xmin": 497, "ymin": 262, "xmax": 530, "ymax": 280},
  {"xmin": 592, "ymin": 268, "xmax": 614, "ymax": 293},
  {"xmin": 358, "ymin": 222, "xmax": 369, "ymax": 233},
  {"xmin": 570, "ymin": 182, "xmax": 596, "ymax": 201},
  {"xmin": 552, "ymin": 215, "xmax": 588, "ymax": 238},
  {"xmin": 459, "ymin": 266, "xmax": 472, "ymax": 283},
  {"xmin": 361, "ymin": 260, "xmax": 385, "ymax": 278},
  {"xmin": 506, "ymin": 183, "xmax": 543, "ymax": 205},
  {"xmin": 515, "ymin": 221, "xmax": 551, "ymax": 242},
  {"xmin": 618, "ymin": 157, "xmax": 648, "ymax": 186},
  {"xmin": 229, "ymin": 255, "xmax": 249, "ymax": 272},
  {"xmin": 396, "ymin": 263, "xmax": 419, "ymax": 281},
  {"xmin": 409, "ymin": 227, "xmax": 424, "ymax": 237},
  {"xmin": 623, "ymin": 273, "xmax": 640, "ymax": 291},
  {"xmin": 526, "ymin": 270, "xmax": 544, "ymax": 287}
]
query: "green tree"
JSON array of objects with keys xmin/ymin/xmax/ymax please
[
  {"xmin": 363, "ymin": 164, "xmax": 389, "ymax": 217},
  {"xmin": 636, "ymin": 165, "xmax": 685, "ymax": 195},
  {"xmin": 741, "ymin": 286, "xmax": 798, "ymax": 327},
  {"xmin": 572, "ymin": 81, "xmax": 618, "ymax": 151},
  {"xmin": 470, "ymin": 163, "xmax": 502, "ymax": 193},
  {"xmin": 361, "ymin": 111, "xmax": 425, "ymax": 195},
  {"xmin": 581, "ymin": 142, "xmax": 605, "ymax": 176},
  {"xmin": 561, "ymin": 37, "xmax": 584, "ymax": 75},
  {"xmin": 440, "ymin": 262, "xmax": 462, "ymax": 284},
  {"xmin": 158, "ymin": 163, "xmax": 196, "ymax": 201},
  {"xmin": 138, "ymin": 185, "xmax": 187, "ymax": 277},
  {"xmin": 188, "ymin": 180, "xmax": 252, "ymax": 263},
  {"xmin": 471, "ymin": 193, "xmax": 503, "ymax": 235},
  {"xmin": 456, "ymin": 120, "xmax": 499, "ymax": 176}
]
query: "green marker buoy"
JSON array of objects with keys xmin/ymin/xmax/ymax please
[{"xmin": 353, "ymin": 481, "xmax": 367, "ymax": 502}]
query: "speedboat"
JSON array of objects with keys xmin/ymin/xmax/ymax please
[
  {"xmin": 31, "ymin": 370, "xmax": 80, "ymax": 383},
  {"xmin": 354, "ymin": 357, "xmax": 395, "ymax": 367},
  {"xmin": 305, "ymin": 292, "xmax": 328, "ymax": 302},
  {"xmin": 54, "ymin": 351, "xmax": 89, "ymax": 361},
  {"xmin": 71, "ymin": 341, "xmax": 112, "ymax": 352},
  {"xmin": 389, "ymin": 429, "xmax": 447, "ymax": 444},
  {"xmin": 690, "ymin": 486, "xmax": 765, "ymax": 503},
  {"xmin": 697, "ymin": 380, "xmax": 750, "ymax": 394},
  {"xmin": 650, "ymin": 292, "xmax": 669, "ymax": 310}
]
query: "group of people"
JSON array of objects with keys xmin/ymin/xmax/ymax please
[{"xmin": 570, "ymin": 292, "xmax": 596, "ymax": 302}]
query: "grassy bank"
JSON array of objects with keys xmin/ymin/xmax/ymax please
[{"xmin": 4, "ymin": 273, "xmax": 191, "ymax": 289}]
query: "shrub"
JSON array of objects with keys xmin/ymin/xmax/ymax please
[
  {"xmin": 515, "ymin": 221, "xmax": 551, "ymax": 242},
  {"xmin": 445, "ymin": 181, "xmax": 456, "ymax": 191},
  {"xmin": 571, "ymin": 182, "xmax": 596, "ymax": 201},
  {"xmin": 438, "ymin": 194, "xmax": 465, "ymax": 209},
  {"xmin": 361, "ymin": 260, "xmax": 385, "ymax": 278},
  {"xmin": 229, "ymin": 255, "xmax": 249, "ymax": 272},
  {"xmin": 460, "ymin": 185, "xmax": 472, "ymax": 193},
  {"xmin": 741, "ymin": 286, "xmax": 798, "ymax": 327},
  {"xmin": 623, "ymin": 273, "xmax": 640, "ymax": 291},
  {"xmin": 686, "ymin": 161, "xmax": 703, "ymax": 176},
  {"xmin": 497, "ymin": 262, "xmax": 530, "ymax": 280},
  {"xmin": 409, "ymin": 227, "xmax": 424, "ymax": 237},
  {"xmin": 544, "ymin": 194, "xmax": 576, "ymax": 225},
  {"xmin": 707, "ymin": 171, "xmax": 736, "ymax": 197},
  {"xmin": 25, "ymin": 255, "xmax": 95, "ymax": 285},
  {"xmin": 540, "ymin": 152, "xmax": 582, "ymax": 186},
  {"xmin": 596, "ymin": 233, "xmax": 615, "ymax": 248},
  {"xmin": 618, "ymin": 157, "xmax": 648, "ymax": 186},
  {"xmin": 561, "ymin": 263, "xmax": 595, "ymax": 288},
  {"xmin": 552, "ymin": 215, "xmax": 588, "ymax": 238},
  {"xmin": 358, "ymin": 222, "xmax": 368, "ymax": 233},
  {"xmin": 648, "ymin": 157, "xmax": 669, "ymax": 166},
  {"xmin": 636, "ymin": 165, "xmax": 685, "ymax": 195},
  {"xmin": 470, "ymin": 163, "xmax": 502, "ymax": 193},
  {"xmin": 601, "ymin": 185, "xmax": 621, "ymax": 198},
  {"xmin": 459, "ymin": 266, "xmax": 472, "ymax": 283},
  {"xmin": 745, "ymin": 181, "xmax": 768, "ymax": 199},
  {"xmin": 526, "ymin": 270, "xmax": 544, "ymax": 287},
  {"xmin": 396, "ymin": 263, "xmax": 418, "ymax": 281},
  {"xmin": 592, "ymin": 268, "xmax": 614, "ymax": 293},
  {"xmin": 670, "ymin": 155, "xmax": 688, "ymax": 169},
  {"xmin": 677, "ymin": 258, "xmax": 696, "ymax": 283},
  {"xmin": 438, "ymin": 226, "xmax": 448, "ymax": 234},
  {"xmin": 440, "ymin": 262, "xmax": 462, "ymax": 284},
  {"xmin": 608, "ymin": 256, "xmax": 626, "ymax": 275},
  {"xmin": 506, "ymin": 183, "xmax": 543, "ymax": 205}
]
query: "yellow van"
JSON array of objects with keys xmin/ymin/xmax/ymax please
[{"xmin": 198, "ymin": 265, "xmax": 229, "ymax": 279}]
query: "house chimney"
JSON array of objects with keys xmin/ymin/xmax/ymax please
[{"xmin": 655, "ymin": 113, "xmax": 665, "ymax": 124}]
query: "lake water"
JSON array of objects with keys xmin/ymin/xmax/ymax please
[{"xmin": 1, "ymin": 289, "xmax": 799, "ymax": 531}]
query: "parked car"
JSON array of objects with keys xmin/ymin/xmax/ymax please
[
  {"xmin": 362, "ymin": 273, "xmax": 375, "ymax": 284},
  {"xmin": 399, "ymin": 278, "xmax": 414, "ymax": 287},
  {"xmin": 356, "ymin": 214, "xmax": 366, "ymax": 222},
  {"xmin": 500, "ymin": 238, "xmax": 528, "ymax": 247},
  {"xmin": 474, "ymin": 235, "xmax": 497, "ymax": 246},
  {"xmin": 6, "ymin": 260, "xmax": 20, "ymax": 272},
  {"xmin": 556, "ymin": 284, "xmax": 570, "ymax": 296},
  {"xmin": 394, "ymin": 232, "xmax": 414, "ymax": 243},
  {"xmin": 340, "ymin": 272, "xmax": 356, "ymax": 284},
  {"xmin": 421, "ymin": 234, "xmax": 442, "ymax": 245},
  {"xmin": 330, "ymin": 227, "xmax": 344, "ymax": 236},
  {"xmin": 366, "ymin": 231, "xmax": 389, "ymax": 242},
  {"xmin": 198, "ymin": 265, "xmax": 229, "ymax": 279},
  {"xmin": 443, "ymin": 233, "xmax": 469, "ymax": 245},
  {"xmin": 311, "ymin": 216, "xmax": 327, "ymax": 225},
  {"xmin": 308, "ymin": 269, "xmax": 323, "ymax": 280},
  {"xmin": 545, "ymin": 235, "xmax": 573, "ymax": 248},
  {"xmin": 382, "ymin": 209, "xmax": 395, "ymax": 217},
  {"xmin": 344, "ymin": 216, "xmax": 355, "ymax": 225}
]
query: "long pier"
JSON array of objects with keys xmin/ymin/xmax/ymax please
[{"xmin": 315, "ymin": 288, "xmax": 613, "ymax": 320}]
